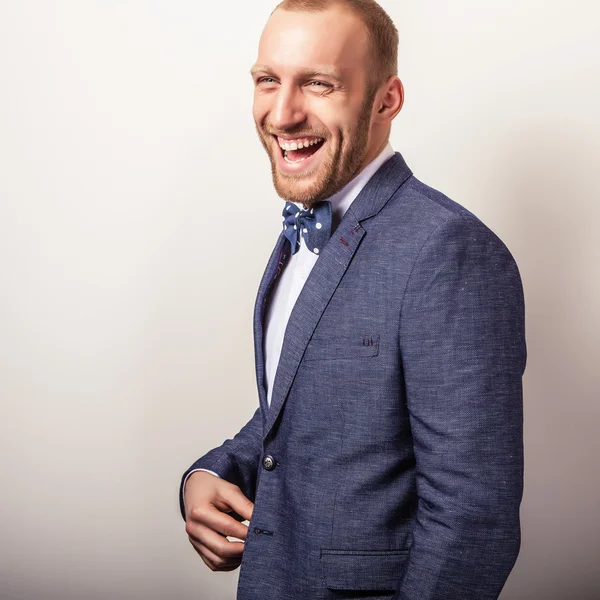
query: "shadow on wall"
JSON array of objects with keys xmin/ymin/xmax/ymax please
[{"xmin": 499, "ymin": 127, "xmax": 600, "ymax": 600}]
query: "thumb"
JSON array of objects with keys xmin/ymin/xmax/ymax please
[{"xmin": 219, "ymin": 485, "xmax": 254, "ymax": 522}]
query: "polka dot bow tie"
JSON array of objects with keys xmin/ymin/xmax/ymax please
[{"xmin": 282, "ymin": 201, "xmax": 332, "ymax": 256}]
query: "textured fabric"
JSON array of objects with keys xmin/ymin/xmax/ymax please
[
  {"xmin": 180, "ymin": 145, "xmax": 396, "ymax": 495},
  {"xmin": 264, "ymin": 143, "xmax": 395, "ymax": 407},
  {"xmin": 180, "ymin": 152, "xmax": 526, "ymax": 600},
  {"xmin": 282, "ymin": 200, "xmax": 332, "ymax": 256}
]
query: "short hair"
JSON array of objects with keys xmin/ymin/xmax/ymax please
[{"xmin": 273, "ymin": 0, "xmax": 399, "ymax": 87}]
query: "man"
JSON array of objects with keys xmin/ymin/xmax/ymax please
[{"xmin": 180, "ymin": 1, "xmax": 526, "ymax": 599}]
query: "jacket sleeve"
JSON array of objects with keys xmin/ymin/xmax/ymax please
[
  {"xmin": 394, "ymin": 214, "xmax": 526, "ymax": 600},
  {"xmin": 179, "ymin": 406, "xmax": 263, "ymax": 520}
]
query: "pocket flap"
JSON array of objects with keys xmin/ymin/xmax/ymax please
[
  {"xmin": 320, "ymin": 549, "xmax": 409, "ymax": 591},
  {"xmin": 303, "ymin": 334, "xmax": 380, "ymax": 361}
]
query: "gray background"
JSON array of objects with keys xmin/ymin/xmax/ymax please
[{"xmin": 0, "ymin": 1, "xmax": 598, "ymax": 599}]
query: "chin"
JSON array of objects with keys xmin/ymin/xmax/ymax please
[
  {"xmin": 274, "ymin": 157, "xmax": 338, "ymax": 205},
  {"xmin": 273, "ymin": 173, "xmax": 330, "ymax": 206}
]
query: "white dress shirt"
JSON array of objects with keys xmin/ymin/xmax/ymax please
[
  {"xmin": 184, "ymin": 143, "xmax": 395, "ymax": 489},
  {"xmin": 264, "ymin": 142, "xmax": 395, "ymax": 406}
]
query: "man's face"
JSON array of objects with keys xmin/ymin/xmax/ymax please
[{"xmin": 251, "ymin": 6, "xmax": 378, "ymax": 206}]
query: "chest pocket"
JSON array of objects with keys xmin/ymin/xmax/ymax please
[{"xmin": 302, "ymin": 334, "xmax": 380, "ymax": 362}]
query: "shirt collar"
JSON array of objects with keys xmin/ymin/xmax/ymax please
[
  {"xmin": 287, "ymin": 142, "xmax": 395, "ymax": 228},
  {"xmin": 326, "ymin": 142, "xmax": 395, "ymax": 227}
]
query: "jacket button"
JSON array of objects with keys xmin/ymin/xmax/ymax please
[{"xmin": 262, "ymin": 455, "xmax": 276, "ymax": 471}]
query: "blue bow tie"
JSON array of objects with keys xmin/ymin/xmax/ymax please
[{"xmin": 282, "ymin": 201, "xmax": 332, "ymax": 255}]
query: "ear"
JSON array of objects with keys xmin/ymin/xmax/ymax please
[{"xmin": 375, "ymin": 76, "xmax": 404, "ymax": 124}]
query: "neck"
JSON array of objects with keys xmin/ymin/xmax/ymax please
[{"xmin": 359, "ymin": 136, "xmax": 389, "ymax": 175}]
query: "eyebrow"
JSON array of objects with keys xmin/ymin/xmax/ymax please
[{"xmin": 250, "ymin": 65, "xmax": 344, "ymax": 82}]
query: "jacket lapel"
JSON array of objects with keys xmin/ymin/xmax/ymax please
[
  {"xmin": 263, "ymin": 152, "xmax": 413, "ymax": 440},
  {"xmin": 253, "ymin": 231, "xmax": 289, "ymax": 419}
]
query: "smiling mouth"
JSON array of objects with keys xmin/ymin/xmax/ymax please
[{"xmin": 275, "ymin": 135, "xmax": 326, "ymax": 164}]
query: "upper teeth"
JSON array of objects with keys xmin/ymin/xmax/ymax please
[{"xmin": 278, "ymin": 138, "xmax": 323, "ymax": 151}]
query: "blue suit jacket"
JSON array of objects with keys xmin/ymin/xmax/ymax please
[{"xmin": 180, "ymin": 153, "xmax": 526, "ymax": 600}]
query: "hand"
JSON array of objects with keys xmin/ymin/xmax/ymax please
[{"xmin": 184, "ymin": 471, "xmax": 254, "ymax": 572}]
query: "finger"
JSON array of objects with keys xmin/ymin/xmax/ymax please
[
  {"xmin": 198, "ymin": 551, "xmax": 217, "ymax": 571},
  {"xmin": 215, "ymin": 485, "xmax": 254, "ymax": 522},
  {"xmin": 192, "ymin": 538, "xmax": 242, "ymax": 571},
  {"xmin": 187, "ymin": 504, "xmax": 249, "ymax": 542},
  {"xmin": 188, "ymin": 522, "xmax": 246, "ymax": 560},
  {"xmin": 200, "ymin": 508, "xmax": 250, "ymax": 542},
  {"xmin": 191, "ymin": 538, "xmax": 242, "ymax": 572}
]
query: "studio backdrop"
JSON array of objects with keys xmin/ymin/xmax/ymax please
[{"xmin": 0, "ymin": 1, "xmax": 598, "ymax": 599}]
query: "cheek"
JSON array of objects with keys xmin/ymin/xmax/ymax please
[
  {"xmin": 307, "ymin": 102, "xmax": 351, "ymax": 140},
  {"xmin": 252, "ymin": 96, "xmax": 268, "ymax": 126}
]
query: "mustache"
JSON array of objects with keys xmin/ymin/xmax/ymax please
[{"xmin": 262, "ymin": 126, "xmax": 329, "ymax": 140}]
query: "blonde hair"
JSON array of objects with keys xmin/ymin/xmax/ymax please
[{"xmin": 274, "ymin": 0, "xmax": 399, "ymax": 87}]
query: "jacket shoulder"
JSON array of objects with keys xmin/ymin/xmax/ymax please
[
  {"xmin": 396, "ymin": 175, "xmax": 482, "ymax": 223},
  {"xmin": 385, "ymin": 174, "xmax": 517, "ymax": 264}
]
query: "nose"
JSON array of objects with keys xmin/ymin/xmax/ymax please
[{"xmin": 270, "ymin": 84, "xmax": 306, "ymax": 131}]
